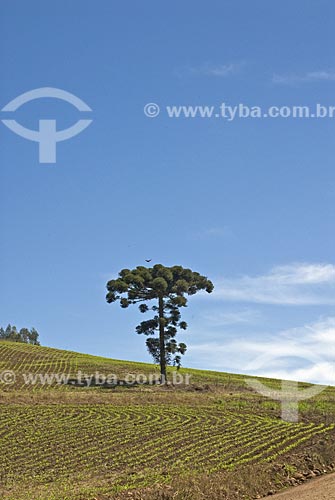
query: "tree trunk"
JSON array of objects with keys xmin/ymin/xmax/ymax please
[{"xmin": 158, "ymin": 295, "xmax": 167, "ymax": 384}]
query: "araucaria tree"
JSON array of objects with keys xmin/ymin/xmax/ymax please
[{"xmin": 106, "ymin": 264, "xmax": 214, "ymax": 383}]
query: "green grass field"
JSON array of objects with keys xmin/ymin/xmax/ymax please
[{"xmin": 0, "ymin": 341, "xmax": 335, "ymax": 500}]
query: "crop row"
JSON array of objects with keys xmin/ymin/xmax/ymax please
[{"xmin": 1, "ymin": 404, "xmax": 333, "ymax": 489}]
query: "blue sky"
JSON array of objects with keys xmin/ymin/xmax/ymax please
[{"xmin": 1, "ymin": 1, "xmax": 335, "ymax": 384}]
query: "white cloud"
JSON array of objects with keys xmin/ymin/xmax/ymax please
[
  {"xmin": 192, "ymin": 226, "xmax": 230, "ymax": 240},
  {"xmin": 203, "ymin": 227, "xmax": 227, "ymax": 236},
  {"xmin": 186, "ymin": 62, "xmax": 244, "ymax": 78},
  {"xmin": 210, "ymin": 263, "xmax": 335, "ymax": 306},
  {"xmin": 202, "ymin": 308, "xmax": 262, "ymax": 327},
  {"xmin": 200, "ymin": 64, "xmax": 238, "ymax": 77},
  {"xmin": 273, "ymin": 70, "xmax": 335, "ymax": 85},
  {"xmin": 189, "ymin": 317, "xmax": 335, "ymax": 385}
]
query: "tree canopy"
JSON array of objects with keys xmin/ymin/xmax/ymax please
[
  {"xmin": 0, "ymin": 324, "xmax": 40, "ymax": 345},
  {"xmin": 106, "ymin": 264, "xmax": 213, "ymax": 382}
]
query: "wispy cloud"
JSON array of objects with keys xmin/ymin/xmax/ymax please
[
  {"xmin": 183, "ymin": 62, "xmax": 245, "ymax": 78},
  {"xmin": 202, "ymin": 308, "xmax": 262, "ymax": 327},
  {"xmin": 189, "ymin": 317, "xmax": 335, "ymax": 384},
  {"xmin": 192, "ymin": 226, "xmax": 231, "ymax": 240},
  {"xmin": 203, "ymin": 227, "xmax": 227, "ymax": 236},
  {"xmin": 210, "ymin": 263, "xmax": 335, "ymax": 306},
  {"xmin": 273, "ymin": 70, "xmax": 335, "ymax": 85}
]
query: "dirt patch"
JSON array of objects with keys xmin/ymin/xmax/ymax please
[{"xmin": 269, "ymin": 473, "xmax": 335, "ymax": 499}]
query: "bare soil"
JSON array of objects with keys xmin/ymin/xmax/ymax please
[{"xmin": 269, "ymin": 473, "xmax": 335, "ymax": 499}]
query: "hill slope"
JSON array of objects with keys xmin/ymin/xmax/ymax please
[
  {"xmin": 0, "ymin": 340, "xmax": 272, "ymax": 392},
  {"xmin": 1, "ymin": 341, "xmax": 335, "ymax": 500}
]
